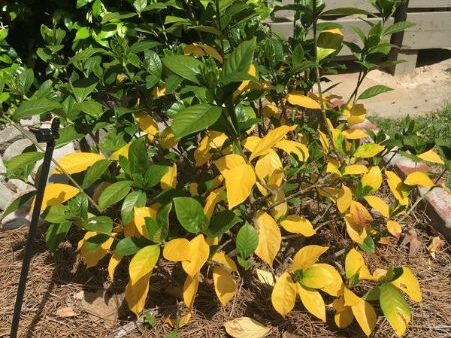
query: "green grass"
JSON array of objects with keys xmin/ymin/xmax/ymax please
[{"xmin": 369, "ymin": 104, "xmax": 451, "ymax": 187}]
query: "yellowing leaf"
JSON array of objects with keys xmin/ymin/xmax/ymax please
[
  {"xmin": 343, "ymin": 164, "xmax": 368, "ymax": 175},
  {"xmin": 297, "ymin": 284, "xmax": 326, "ymax": 322},
  {"xmin": 287, "ymin": 92, "xmax": 321, "ymax": 109},
  {"xmin": 213, "ymin": 266, "xmax": 237, "ymax": 306},
  {"xmin": 364, "ymin": 195, "xmax": 390, "ymax": 218},
  {"xmin": 181, "ymin": 234, "xmax": 210, "ymax": 277},
  {"xmin": 203, "ymin": 187, "xmax": 224, "ymax": 219},
  {"xmin": 224, "ymin": 317, "xmax": 271, "ymax": 338},
  {"xmin": 163, "ymin": 238, "xmax": 191, "ymax": 262},
  {"xmin": 256, "ymin": 269, "xmax": 276, "ymax": 286},
  {"xmin": 386, "ymin": 170, "xmax": 409, "ymax": 206},
  {"xmin": 255, "ymin": 150, "xmax": 283, "ymax": 183},
  {"xmin": 152, "ymin": 85, "xmax": 166, "ymax": 98},
  {"xmin": 77, "ymin": 232, "xmax": 114, "ymax": 268},
  {"xmin": 212, "ymin": 251, "xmax": 238, "ymax": 272},
  {"xmin": 345, "ymin": 218, "xmax": 368, "ymax": 244},
  {"xmin": 280, "ymin": 215, "xmax": 316, "ymax": 237},
  {"xmin": 250, "ymin": 125, "xmax": 297, "ymax": 161},
  {"xmin": 353, "ymin": 143, "xmax": 384, "ymax": 158},
  {"xmin": 347, "ymin": 201, "xmax": 373, "ymax": 228},
  {"xmin": 125, "ymin": 245, "xmax": 160, "ymax": 316},
  {"xmin": 350, "ymin": 295, "xmax": 377, "ymax": 336},
  {"xmin": 159, "ymin": 127, "xmax": 177, "ymax": 149},
  {"xmin": 332, "ymin": 297, "xmax": 354, "ymax": 328},
  {"xmin": 274, "ymin": 140, "xmax": 309, "ymax": 162},
  {"xmin": 327, "ymin": 158, "xmax": 342, "ymax": 176},
  {"xmin": 108, "ymin": 253, "xmax": 121, "ymax": 281},
  {"xmin": 168, "ymin": 313, "xmax": 192, "ymax": 328},
  {"xmin": 318, "ymin": 129, "xmax": 330, "ymax": 152},
  {"xmin": 184, "ymin": 43, "xmax": 223, "ymax": 63},
  {"xmin": 223, "ymin": 163, "xmax": 256, "ymax": 209},
  {"xmin": 387, "ymin": 220, "xmax": 402, "ymax": 238},
  {"xmin": 404, "ymin": 171, "xmax": 434, "ymax": 187},
  {"xmin": 417, "ymin": 149, "xmax": 444, "ymax": 164},
  {"xmin": 268, "ymin": 190, "xmax": 287, "ymax": 220},
  {"xmin": 361, "ymin": 166, "xmax": 382, "ymax": 193},
  {"xmin": 183, "ymin": 273, "xmax": 200, "ymax": 309},
  {"xmin": 254, "ymin": 211, "xmax": 281, "ymax": 266},
  {"xmin": 301, "ymin": 264, "xmax": 337, "ymax": 289},
  {"xmin": 345, "ymin": 248, "xmax": 372, "ymax": 281},
  {"xmin": 110, "ymin": 143, "xmax": 130, "ymax": 160},
  {"xmin": 343, "ymin": 104, "xmax": 366, "ymax": 126},
  {"xmin": 391, "ymin": 267, "xmax": 422, "ymax": 302},
  {"xmin": 54, "ymin": 152, "xmax": 105, "ymax": 175},
  {"xmin": 290, "ymin": 245, "xmax": 328, "ymax": 271},
  {"xmin": 39, "ymin": 183, "xmax": 79, "ymax": 211},
  {"xmin": 316, "ymin": 28, "xmax": 343, "ymax": 61},
  {"xmin": 135, "ymin": 112, "xmax": 159, "ymax": 141},
  {"xmin": 262, "ymin": 104, "xmax": 279, "ymax": 117},
  {"xmin": 133, "ymin": 206, "xmax": 157, "ymax": 237},
  {"xmin": 336, "ymin": 185, "xmax": 352, "ymax": 214},
  {"xmin": 271, "ymin": 272, "xmax": 297, "ymax": 317},
  {"xmin": 343, "ymin": 129, "xmax": 368, "ymax": 140},
  {"xmin": 380, "ymin": 284, "xmax": 411, "ymax": 337},
  {"xmin": 160, "ymin": 163, "xmax": 177, "ymax": 189}
]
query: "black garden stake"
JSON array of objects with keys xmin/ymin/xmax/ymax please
[{"xmin": 10, "ymin": 118, "xmax": 60, "ymax": 338}]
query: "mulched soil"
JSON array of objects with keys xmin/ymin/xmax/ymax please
[{"xmin": 0, "ymin": 208, "xmax": 450, "ymax": 338}]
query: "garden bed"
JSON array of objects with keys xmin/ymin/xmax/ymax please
[{"xmin": 1, "ymin": 210, "xmax": 449, "ymax": 338}]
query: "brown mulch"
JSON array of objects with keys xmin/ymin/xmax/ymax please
[{"xmin": 0, "ymin": 210, "xmax": 450, "ymax": 338}]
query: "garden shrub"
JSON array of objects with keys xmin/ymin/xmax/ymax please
[{"xmin": 1, "ymin": 0, "xmax": 450, "ymax": 336}]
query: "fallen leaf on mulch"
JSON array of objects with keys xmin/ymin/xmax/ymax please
[
  {"xmin": 400, "ymin": 228, "xmax": 422, "ymax": 255},
  {"xmin": 79, "ymin": 290, "xmax": 124, "ymax": 328},
  {"xmin": 224, "ymin": 317, "xmax": 271, "ymax": 338},
  {"xmin": 55, "ymin": 306, "xmax": 78, "ymax": 318},
  {"xmin": 428, "ymin": 236, "xmax": 446, "ymax": 258}
]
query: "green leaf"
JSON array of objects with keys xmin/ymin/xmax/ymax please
[
  {"xmin": 173, "ymin": 197, "xmax": 208, "ymax": 233},
  {"xmin": 146, "ymin": 203, "xmax": 172, "ymax": 242},
  {"xmin": 207, "ymin": 210, "xmax": 241, "ymax": 237},
  {"xmin": 82, "ymin": 159, "xmax": 111, "ymax": 189},
  {"xmin": 13, "ymin": 98, "xmax": 61, "ymax": 119},
  {"xmin": 129, "ymin": 138, "xmax": 149, "ymax": 175},
  {"xmin": 82, "ymin": 216, "xmax": 113, "ymax": 234},
  {"xmin": 98, "ymin": 180, "xmax": 132, "ymax": 211},
  {"xmin": 322, "ymin": 7, "xmax": 372, "ymax": 17},
  {"xmin": 172, "ymin": 104, "xmax": 222, "ymax": 139},
  {"xmin": 236, "ymin": 222, "xmax": 258, "ymax": 259},
  {"xmin": 115, "ymin": 236, "xmax": 149, "ymax": 257},
  {"xmin": 1, "ymin": 191, "xmax": 36, "ymax": 220},
  {"xmin": 384, "ymin": 21, "xmax": 415, "ymax": 36},
  {"xmin": 359, "ymin": 235, "xmax": 375, "ymax": 253},
  {"xmin": 379, "ymin": 283, "xmax": 412, "ymax": 336},
  {"xmin": 162, "ymin": 55, "xmax": 202, "ymax": 84},
  {"xmin": 144, "ymin": 50, "xmax": 162, "ymax": 89},
  {"xmin": 121, "ymin": 190, "xmax": 147, "ymax": 225},
  {"xmin": 71, "ymin": 78, "xmax": 98, "ymax": 103},
  {"xmin": 45, "ymin": 221, "xmax": 72, "ymax": 252},
  {"xmin": 224, "ymin": 38, "xmax": 256, "ymax": 76},
  {"xmin": 358, "ymin": 85, "xmax": 394, "ymax": 100},
  {"xmin": 5, "ymin": 152, "xmax": 43, "ymax": 173},
  {"xmin": 77, "ymin": 99, "xmax": 103, "ymax": 117},
  {"xmin": 143, "ymin": 165, "xmax": 170, "ymax": 189},
  {"xmin": 45, "ymin": 205, "xmax": 69, "ymax": 223},
  {"xmin": 67, "ymin": 193, "xmax": 89, "ymax": 220},
  {"xmin": 84, "ymin": 233, "xmax": 110, "ymax": 251}
]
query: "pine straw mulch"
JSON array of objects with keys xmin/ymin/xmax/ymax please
[{"xmin": 0, "ymin": 209, "xmax": 450, "ymax": 338}]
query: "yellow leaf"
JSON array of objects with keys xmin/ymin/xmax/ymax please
[
  {"xmin": 262, "ymin": 104, "xmax": 279, "ymax": 118},
  {"xmin": 343, "ymin": 104, "xmax": 366, "ymax": 126},
  {"xmin": 391, "ymin": 267, "xmax": 422, "ymax": 302},
  {"xmin": 332, "ymin": 297, "xmax": 354, "ymax": 328},
  {"xmin": 387, "ymin": 220, "xmax": 402, "ymax": 238},
  {"xmin": 287, "ymin": 92, "xmax": 321, "ymax": 110},
  {"xmin": 215, "ymin": 154, "xmax": 246, "ymax": 174},
  {"xmin": 233, "ymin": 65, "xmax": 257, "ymax": 99},
  {"xmin": 361, "ymin": 166, "xmax": 382, "ymax": 193},
  {"xmin": 336, "ymin": 185, "xmax": 352, "ymax": 214},
  {"xmin": 183, "ymin": 273, "xmax": 200, "ymax": 309},
  {"xmin": 194, "ymin": 134, "xmax": 211, "ymax": 167},
  {"xmin": 428, "ymin": 236, "xmax": 445, "ymax": 259},
  {"xmin": 213, "ymin": 266, "xmax": 237, "ymax": 306},
  {"xmin": 316, "ymin": 264, "xmax": 344, "ymax": 296},
  {"xmin": 345, "ymin": 248, "xmax": 372, "ymax": 280},
  {"xmin": 350, "ymin": 296, "xmax": 377, "ymax": 336},
  {"xmin": 108, "ymin": 253, "xmax": 121, "ymax": 281},
  {"xmin": 250, "ymin": 125, "xmax": 297, "ymax": 160},
  {"xmin": 297, "ymin": 284, "xmax": 326, "ymax": 322},
  {"xmin": 254, "ymin": 211, "xmax": 281, "ymax": 266},
  {"xmin": 353, "ymin": 143, "xmax": 384, "ymax": 158},
  {"xmin": 78, "ymin": 232, "xmax": 114, "ymax": 268},
  {"xmin": 274, "ymin": 140, "xmax": 309, "ymax": 162},
  {"xmin": 54, "ymin": 152, "xmax": 105, "ymax": 175},
  {"xmin": 343, "ymin": 164, "xmax": 368, "ymax": 175},
  {"xmin": 184, "ymin": 43, "xmax": 223, "ymax": 63},
  {"xmin": 271, "ymin": 272, "xmax": 297, "ymax": 317},
  {"xmin": 223, "ymin": 163, "xmax": 256, "ymax": 209},
  {"xmin": 364, "ymin": 195, "xmax": 390, "ymax": 218},
  {"xmin": 224, "ymin": 317, "xmax": 271, "ymax": 338},
  {"xmin": 256, "ymin": 268, "xmax": 276, "ymax": 286},
  {"xmin": 203, "ymin": 187, "xmax": 224, "ymax": 219},
  {"xmin": 189, "ymin": 182, "xmax": 198, "ymax": 196},
  {"xmin": 347, "ymin": 201, "xmax": 373, "ymax": 228},
  {"xmin": 417, "ymin": 149, "xmax": 444, "ymax": 164},
  {"xmin": 280, "ymin": 215, "xmax": 316, "ymax": 237},
  {"xmin": 243, "ymin": 136, "xmax": 261, "ymax": 152},
  {"xmin": 133, "ymin": 206, "xmax": 157, "ymax": 238},
  {"xmin": 163, "ymin": 238, "xmax": 191, "ymax": 262},
  {"xmin": 168, "ymin": 313, "xmax": 192, "ymax": 328},
  {"xmin": 160, "ymin": 163, "xmax": 177, "ymax": 189},
  {"xmin": 135, "ymin": 112, "xmax": 159, "ymax": 141},
  {"xmin": 212, "ymin": 251, "xmax": 238, "ymax": 272},
  {"xmin": 269, "ymin": 190, "xmax": 287, "ymax": 220},
  {"xmin": 301, "ymin": 263, "xmax": 337, "ymax": 289},
  {"xmin": 327, "ymin": 158, "xmax": 342, "ymax": 176},
  {"xmin": 386, "ymin": 170, "xmax": 409, "ymax": 206},
  {"xmin": 345, "ymin": 218, "xmax": 368, "ymax": 244},
  {"xmin": 290, "ymin": 245, "xmax": 328, "ymax": 271},
  {"xmin": 372, "ymin": 268, "xmax": 388, "ymax": 281},
  {"xmin": 380, "ymin": 284, "xmax": 411, "ymax": 336},
  {"xmin": 181, "ymin": 234, "xmax": 210, "ymax": 277},
  {"xmin": 159, "ymin": 127, "xmax": 177, "ymax": 149},
  {"xmin": 39, "ymin": 183, "xmax": 79, "ymax": 211},
  {"xmin": 404, "ymin": 171, "xmax": 434, "ymax": 187},
  {"xmin": 318, "ymin": 129, "xmax": 330, "ymax": 152},
  {"xmin": 151, "ymin": 85, "xmax": 166, "ymax": 98},
  {"xmin": 125, "ymin": 245, "xmax": 160, "ymax": 316},
  {"xmin": 110, "ymin": 143, "xmax": 130, "ymax": 160},
  {"xmin": 343, "ymin": 129, "xmax": 368, "ymax": 140},
  {"xmin": 255, "ymin": 150, "xmax": 283, "ymax": 183}
]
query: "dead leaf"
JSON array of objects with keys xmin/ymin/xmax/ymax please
[
  {"xmin": 81, "ymin": 290, "xmax": 124, "ymax": 328},
  {"xmin": 224, "ymin": 317, "xmax": 271, "ymax": 338},
  {"xmin": 428, "ymin": 236, "xmax": 445, "ymax": 259},
  {"xmin": 55, "ymin": 306, "xmax": 78, "ymax": 318},
  {"xmin": 400, "ymin": 228, "xmax": 422, "ymax": 256}
]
